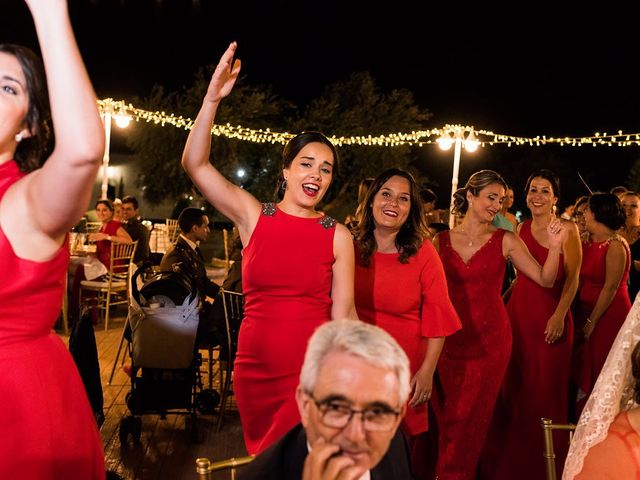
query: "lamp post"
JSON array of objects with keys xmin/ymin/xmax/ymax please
[
  {"xmin": 437, "ymin": 125, "xmax": 479, "ymax": 228},
  {"xmin": 99, "ymin": 99, "xmax": 131, "ymax": 199}
]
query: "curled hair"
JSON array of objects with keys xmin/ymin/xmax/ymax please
[
  {"xmin": 354, "ymin": 168, "xmax": 429, "ymax": 266},
  {"xmin": 299, "ymin": 319, "xmax": 411, "ymax": 404},
  {"xmin": 524, "ymin": 169, "xmax": 561, "ymax": 201},
  {"xmin": 0, "ymin": 44, "xmax": 52, "ymax": 173},
  {"xmin": 274, "ymin": 131, "xmax": 339, "ymax": 201},
  {"xmin": 452, "ymin": 169, "xmax": 508, "ymax": 217},
  {"xmin": 588, "ymin": 193, "xmax": 626, "ymax": 231}
]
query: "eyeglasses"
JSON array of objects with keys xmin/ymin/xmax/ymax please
[{"xmin": 307, "ymin": 392, "xmax": 400, "ymax": 432}]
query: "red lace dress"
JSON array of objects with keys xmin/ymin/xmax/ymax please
[
  {"xmin": 354, "ymin": 240, "xmax": 461, "ymax": 435},
  {"xmin": 480, "ymin": 220, "xmax": 574, "ymax": 480},
  {"xmin": 235, "ymin": 203, "xmax": 336, "ymax": 454},
  {"xmin": 574, "ymin": 237, "xmax": 631, "ymax": 409},
  {"xmin": 434, "ymin": 229, "xmax": 511, "ymax": 480},
  {"xmin": 0, "ymin": 160, "xmax": 105, "ymax": 479}
]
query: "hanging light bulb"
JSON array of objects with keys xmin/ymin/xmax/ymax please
[
  {"xmin": 437, "ymin": 131, "xmax": 454, "ymax": 150},
  {"xmin": 464, "ymin": 129, "xmax": 479, "ymax": 152},
  {"xmin": 114, "ymin": 107, "xmax": 132, "ymax": 129}
]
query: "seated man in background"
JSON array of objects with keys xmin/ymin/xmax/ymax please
[
  {"xmin": 240, "ymin": 319, "xmax": 415, "ymax": 480},
  {"xmin": 121, "ymin": 195, "xmax": 150, "ymax": 265},
  {"xmin": 160, "ymin": 207, "xmax": 219, "ymax": 303}
]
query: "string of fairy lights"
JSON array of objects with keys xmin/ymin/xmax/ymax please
[{"xmin": 98, "ymin": 98, "xmax": 640, "ymax": 149}]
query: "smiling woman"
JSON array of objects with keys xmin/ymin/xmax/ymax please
[
  {"xmin": 353, "ymin": 168, "xmax": 461, "ymax": 476},
  {"xmin": 180, "ymin": 41, "xmax": 358, "ymax": 455}
]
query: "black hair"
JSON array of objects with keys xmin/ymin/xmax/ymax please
[
  {"xmin": 525, "ymin": 169, "xmax": 561, "ymax": 201},
  {"xmin": 274, "ymin": 131, "xmax": 339, "ymax": 201},
  {"xmin": 588, "ymin": 193, "xmax": 626, "ymax": 231},
  {"xmin": 121, "ymin": 195, "xmax": 139, "ymax": 209},
  {"xmin": 0, "ymin": 44, "xmax": 52, "ymax": 173},
  {"xmin": 178, "ymin": 207, "xmax": 207, "ymax": 233}
]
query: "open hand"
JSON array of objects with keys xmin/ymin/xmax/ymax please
[
  {"xmin": 205, "ymin": 42, "xmax": 241, "ymax": 103},
  {"xmin": 547, "ymin": 217, "xmax": 565, "ymax": 249}
]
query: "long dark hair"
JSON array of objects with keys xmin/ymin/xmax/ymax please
[
  {"xmin": 354, "ymin": 168, "xmax": 429, "ymax": 266},
  {"xmin": 0, "ymin": 44, "xmax": 52, "ymax": 173},
  {"xmin": 274, "ymin": 131, "xmax": 339, "ymax": 201},
  {"xmin": 452, "ymin": 169, "xmax": 508, "ymax": 217}
]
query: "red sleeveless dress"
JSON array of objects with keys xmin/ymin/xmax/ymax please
[
  {"xmin": 574, "ymin": 237, "xmax": 631, "ymax": 409},
  {"xmin": 0, "ymin": 160, "xmax": 105, "ymax": 479},
  {"xmin": 434, "ymin": 229, "xmax": 511, "ymax": 480},
  {"xmin": 480, "ymin": 220, "xmax": 574, "ymax": 480},
  {"xmin": 235, "ymin": 203, "xmax": 336, "ymax": 454}
]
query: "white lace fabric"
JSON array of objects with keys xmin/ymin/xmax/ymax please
[{"xmin": 563, "ymin": 296, "xmax": 640, "ymax": 479}]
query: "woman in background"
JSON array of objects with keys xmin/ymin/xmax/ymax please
[
  {"xmin": 354, "ymin": 168, "xmax": 461, "ymax": 478},
  {"xmin": 573, "ymin": 193, "xmax": 631, "ymax": 416},
  {"xmin": 0, "ymin": 0, "xmax": 106, "ymax": 477},
  {"xmin": 620, "ymin": 190, "xmax": 640, "ymax": 301}
]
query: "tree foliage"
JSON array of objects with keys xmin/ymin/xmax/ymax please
[{"xmin": 126, "ymin": 68, "xmax": 432, "ymax": 214}]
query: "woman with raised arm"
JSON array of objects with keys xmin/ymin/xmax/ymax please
[
  {"xmin": 181, "ymin": 42, "xmax": 357, "ymax": 454},
  {"xmin": 0, "ymin": 1, "xmax": 106, "ymax": 478},
  {"xmin": 431, "ymin": 169, "xmax": 564, "ymax": 480},
  {"xmin": 480, "ymin": 170, "xmax": 582, "ymax": 480}
]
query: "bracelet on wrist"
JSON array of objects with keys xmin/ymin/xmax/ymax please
[{"xmin": 586, "ymin": 318, "xmax": 593, "ymax": 324}]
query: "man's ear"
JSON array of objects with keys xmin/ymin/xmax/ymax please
[{"xmin": 295, "ymin": 386, "xmax": 311, "ymax": 427}]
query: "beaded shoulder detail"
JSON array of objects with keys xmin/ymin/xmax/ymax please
[
  {"xmin": 261, "ymin": 203, "xmax": 276, "ymax": 216},
  {"xmin": 319, "ymin": 215, "xmax": 337, "ymax": 229}
]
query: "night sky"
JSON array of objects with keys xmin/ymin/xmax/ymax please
[{"xmin": 3, "ymin": 0, "xmax": 639, "ymax": 209}]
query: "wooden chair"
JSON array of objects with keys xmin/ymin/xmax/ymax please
[
  {"xmin": 166, "ymin": 218, "xmax": 180, "ymax": 245},
  {"xmin": 217, "ymin": 289, "xmax": 244, "ymax": 432},
  {"xmin": 541, "ymin": 417, "xmax": 576, "ymax": 480},
  {"xmin": 195, "ymin": 456, "xmax": 254, "ymax": 480},
  {"xmin": 79, "ymin": 241, "xmax": 137, "ymax": 331}
]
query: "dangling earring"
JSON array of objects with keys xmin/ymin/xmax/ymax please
[
  {"xmin": 282, "ymin": 179, "xmax": 287, "ymax": 191},
  {"xmin": 469, "ymin": 201, "xmax": 473, "ymax": 207},
  {"xmin": 552, "ymin": 204, "xmax": 557, "ymax": 215},
  {"xmin": 15, "ymin": 133, "xmax": 23, "ymax": 143}
]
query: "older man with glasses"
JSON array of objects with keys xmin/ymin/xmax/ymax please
[{"xmin": 239, "ymin": 319, "xmax": 414, "ymax": 480}]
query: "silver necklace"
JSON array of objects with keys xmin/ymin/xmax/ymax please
[{"xmin": 459, "ymin": 227, "xmax": 480, "ymax": 247}]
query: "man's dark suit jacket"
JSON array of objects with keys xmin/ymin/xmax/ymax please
[
  {"xmin": 238, "ymin": 423, "xmax": 415, "ymax": 480},
  {"xmin": 122, "ymin": 218, "xmax": 150, "ymax": 265},
  {"xmin": 159, "ymin": 237, "xmax": 219, "ymax": 299}
]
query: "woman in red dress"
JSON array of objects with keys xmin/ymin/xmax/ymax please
[
  {"xmin": 90, "ymin": 198, "xmax": 132, "ymax": 268},
  {"xmin": 0, "ymin": 1, "xmax": 106, "ymax": 478},
  {"xmin": 181, "ymin": 43, "xmax": 357, "ymax": 454},
  {"xmin": 574, "ymin": 193, "xmax": 631, "ymax": 415},
  {"xmin": 480, "ymin": 170, "xmax": 582, "ymax": 480},
  {"xmin": 432, "ymin": 170, "xmax": 565, "ymax": 480},
  {"xmin": 353, "ymin": 168, "xmax": 461, "ymax": 478}
]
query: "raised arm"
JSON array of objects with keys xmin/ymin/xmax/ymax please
[
  {"xmin": 2, "ymin": 0, "xmax": 105, "ymax": 259},
  {"xmin": 330, "ymin": 224, "xmax": 358, "ymax": 321},
  {"xmin": 504, "ymin": 217, "xmax": 564, "ymax": 287},
  {"xmin": 181, "ymin": 42, "xmax": 261, "ymax": 244}
]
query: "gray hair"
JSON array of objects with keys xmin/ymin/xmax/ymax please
[{"xmin": 299, "ymin": 319, "xmax": 411, "ymax": 403}]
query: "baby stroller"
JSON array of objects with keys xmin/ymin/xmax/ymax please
[{"xmin": 118, "ymin": 266, "xmax": 210, "ymax": 444}]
